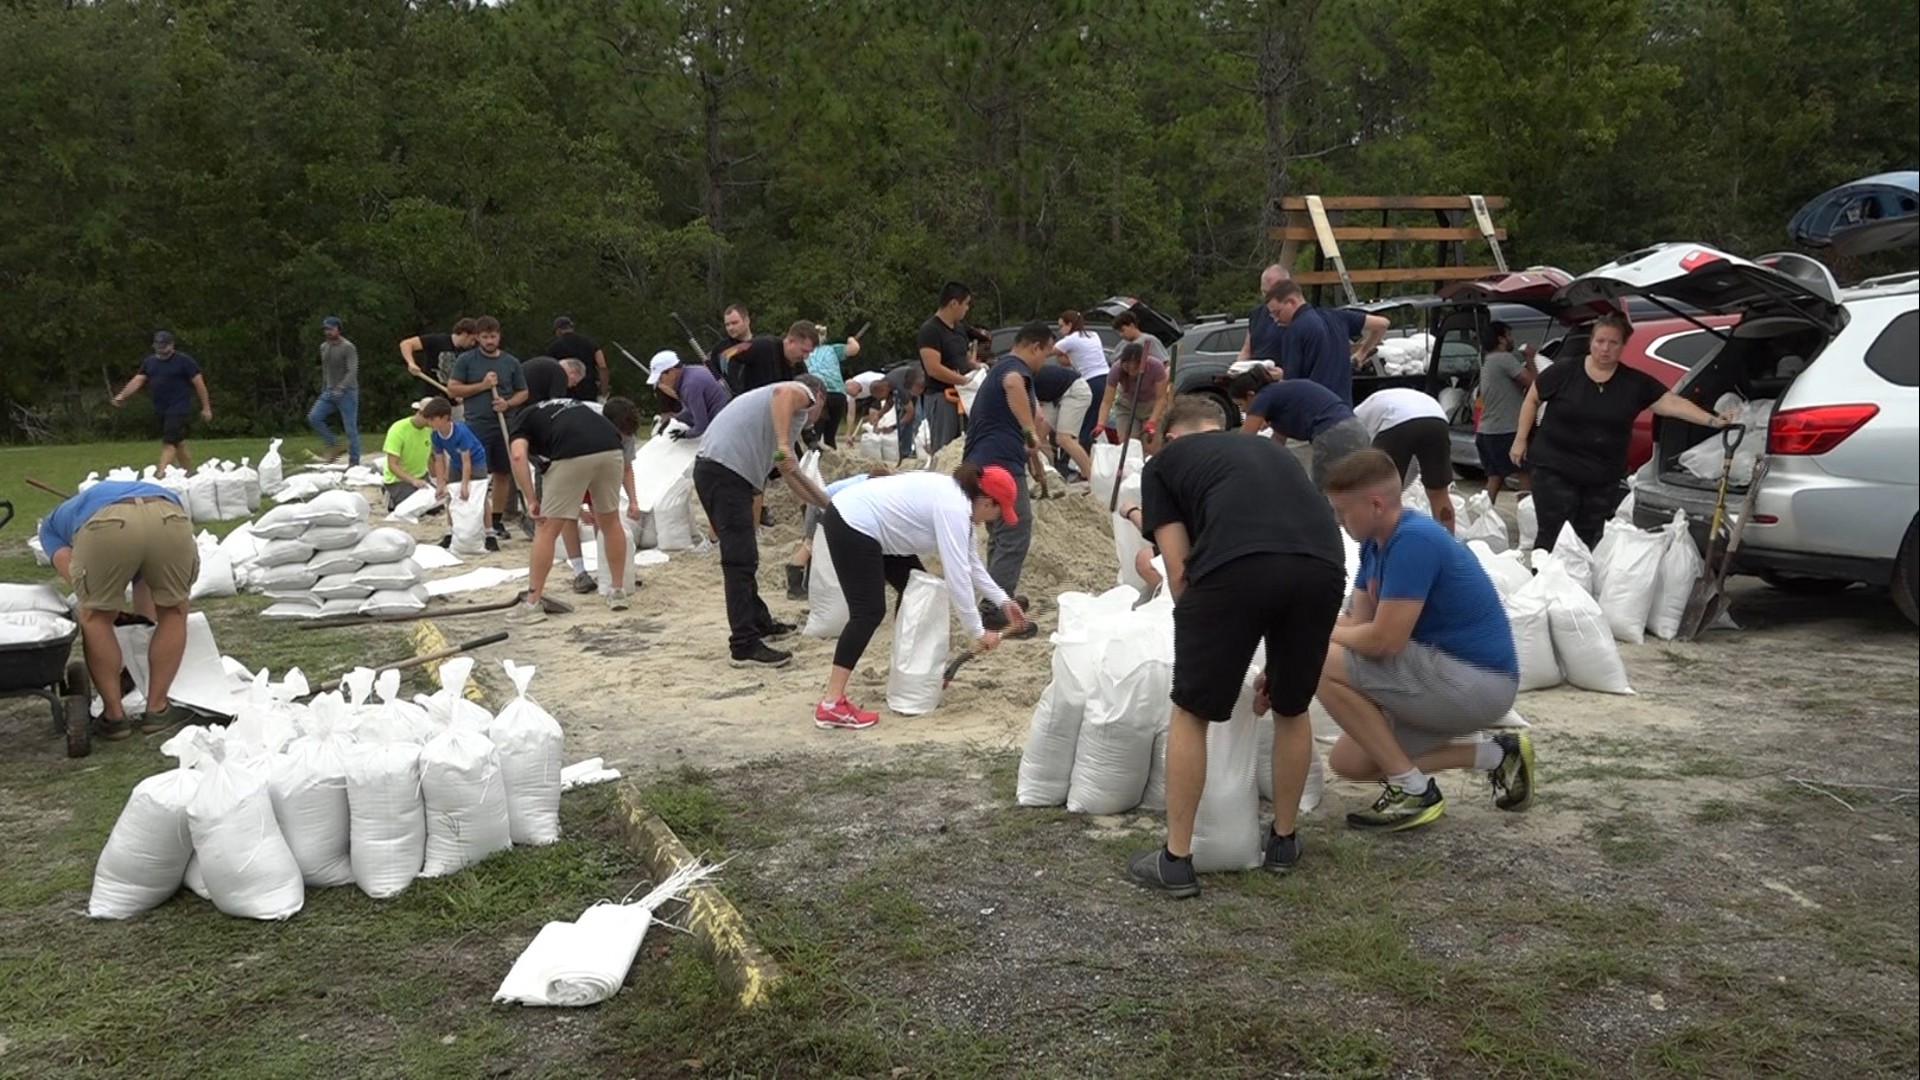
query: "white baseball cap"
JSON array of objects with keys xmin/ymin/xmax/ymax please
[
  {"xmin": 646, "ymin": 350, "xmax": 681, "ymax": 386},
  {"xmin": 409, "ymin": 396, "xmax": 436, "ymax": 412}
]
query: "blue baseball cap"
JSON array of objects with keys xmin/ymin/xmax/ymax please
[
  {"xmin": 322, "ymin": 316, "xmax": 343, "ymax": 330},
  {"xmin": 152, "ymin": 331, "xmax": 174, "ymax": 346}
]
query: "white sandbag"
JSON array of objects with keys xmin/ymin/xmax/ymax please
[
  {"xmin": 1253, "ymin": 709, "xmax": 1326, "ymax": 814},
  {"xmin": 360, "ymin": 586, "xmax": 429, "ymax": 616},
  {"xmin": 1595, "ymin": 520, "xmax": 1666, "ymax": 644},
  {"xmin": 306, "ymin": 489, "xmax": 372, "ymax": 528},
  {"xmin": 354, "ymin": 559, "xmax": 424, "ymax": 591},
  {"xmin": 885, "ymin": 571, "xmax": 950, "ymax": 716},
  {"xmin": 1089, "ymin": 439, "xmax": 1145, "ymax": 509},
  {"xmin": 802, "ymin": 533, "xmax": 848, "ymax": 638},
  {"xmin": 213, "ymin": 464, "xmax": 252, "ymax": 520},
  {"xmin": 631, "ymin": 434, "xmax": 700, "ymax": 550},
  {"xmin": 306, "ymin": 547, "xmax": 364, "ymax": 576},
  {"xmin": 306, "ymin": 522, "xmax": 372, "ymax": 552},
  {"xmin": 1138, "ymin": 728, "xmax": 1169, "ymax": 813},
  {"xmin": 253, "ymin": 502, "xmax": 317, "ymax": 541},
  {"xmin": 418, "ymin": 658, "xmax": 512, "ymax": 876},
  {"xmin": 269, "ymin": 693, "xmax": 356, "ymax": 888},
  {"xmin": 1064, "ymin": 603, "xmax": 1170, "ymax": 814},
  {"xmin": 387, "ymin": 485, "xmax": 441, "ymax": 523},
  {"xmin": 350, "ymin": 527, "xmax": 418, "ymax": 564},
  {"xmin": 1460, "ymin": 502, "xmax": 1509, "ymax": 553},
  {"xmin": 1016, "ymin": 591, "xmax": 1130, "ymax": 807},
  {"xmin": 1614, "ymin": 486, "xmax": 1637, "ymax": 523},
  {"xmin": 411, "ymin": 544, "xmax": 463, "ymax": 571},
  {"xmin": 1680, "ymin": 397, "xmax": 1774, "ymax": 485},
  {"xmin": 255, "ymin": 538, "xmax": 315, "ymax": 568},
  {"xmin": 447, "ymin": 483, "xmax": 490, "ymax": 556},
  {"xmin": 236, "ymin": 457, "xmax": 262, "ymax": 511},
  {"xmin": 490, "ymin": 661, "xmax": 564, "ymax": 846},
  {"xmin": 1516, "ymin": 495, "xmax": 1538, "ymax": 556},
  {"xmin": 1646, "ymin": 511, "xmax": 1704, "ymax": 641},
  {"xmin": 0, "ymin": 583, "xmax": 72, "ymax": 616},
  {"xmin": 258, "ymin": 438, "xmax": 285, "ymax": 492},
  {"xmin": 262, "ymin": 601, "xmax": 326, "ymax": 620},
  {"xmin": 253, "ymin": 562, "xmax": 320, "ymax": 592},
  {"xmin": 1468, "ymin": 540, "xmax": 1534, "ymax": 603},
  {"xmin": 186, "ymin": 471, "xmax": 221, "ymax": 522},
  {"xmin": 1539, "ymin": 561, "xmax": 1633, "ymax": 694},
  {"xmin": 1113, "ymin": 511, "xmax": 1153, "ymax": 592},
  {"xmin": 345, "ymin": 733, "xmax": 426, "ymax": 899},
  {"xmin": 220, "ymin": 522, "xmax": 262, "ymax": 571},
  {"xmin": 374, "ymin": 668, "xmax": 435, "ymax": 743},
  {"xmin": 186, "ymin": 736, "xmax": 305, "ymax": 920},
  {"xmin": 88, "ymin": 733, "xmax": 211, "ymax": 919},
  {"xmin": 1190, "ymin": 663, "xmax": 1263, "ymax": 874},
  {"xmin": 653, "ymin": 475, "xmax": 698, "ymax": 552},
  {"xmin": 1506, "ymin": 577, "xmax": 1562, "ymax": 691},
  {"xmin": 312, "ymin": 574, "xmax": 375, "ymax": 602},
  {"xmin": 1542, "ymin": 523, "xmax": 1596, "ymax": 597},
  {"xmin": 0, "ymin": 612, "xmax": 76, "ymax": 644},
  {"xmin": 226, "ymin": 668, "xmax": 308, "ymax": 755},
  {"xmin": 189, "ymin": 548, "xmax": 237, "ymax": 600}
]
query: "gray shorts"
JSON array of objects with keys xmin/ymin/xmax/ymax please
[
  {"xmin": 1310, "ymin": 418, "xmax": 1371, "ymax": 488},
  {"xmin": 1345, "ymin": 642, "xmax": 1519, "ymax": 757}
]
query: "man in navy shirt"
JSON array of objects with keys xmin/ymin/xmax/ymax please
[
  {"xmin": 1265, "ymin": 280, "xmax": 1389, "ymax": 406},
  {"xmin": 111, "ymin": 331, "xmax": 214, "ymax": 474},
  {"xmin": 1317, "ymin": 450, "xmax": 1532, "ymax": 832},
  {"xmin": 1225, "ymin": 365, "xmax": 1370, "ymax": 486},
  {"xmin": 962, "ymin": 320, "xmax": 1052, "ymax": 634},
  {"xmin": 1234, "ymin": 264, "xmax": 1293, "ymax": 370}
]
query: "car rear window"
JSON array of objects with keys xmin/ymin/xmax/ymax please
[
  {"xmin": 1864, "ymin": 310, "xmax": 1918, "ymax": 387},
  {"xmin": 1650, "ymin": 331, "xmax": 1720, "ymax": 369},
  {"xmin": 1203, "ymin": 326, "xmax": 1247, "ymax": 353}
]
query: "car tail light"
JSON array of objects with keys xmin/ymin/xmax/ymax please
[{"xmin": 1767, "ymin": 404, "xmax": 1880, "ymax": 456}]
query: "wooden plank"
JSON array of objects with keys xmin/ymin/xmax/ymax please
[
  {"xmin": 1277, "ymin": 195, "xmax": 1509, "ymax": 212},
  {"xmin": 1293, "ymin": 265, "xmax": 1502, "ymax": 286},
  {"xmin": 1271, "ymin": 225, "xmax": 1505, "ymax": 242}
]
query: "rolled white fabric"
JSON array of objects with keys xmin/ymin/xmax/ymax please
[
  {"xmin": 560, "ymin": 767, "xmax": 621, "ymax": 791},
  {"xmin": 541, "ymin": 903, "xmax": 655, "ymax": 1006}
]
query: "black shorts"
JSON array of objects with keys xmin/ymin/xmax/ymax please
[
  {"xmin": 158, "ymin": 412, "xmax": 191, "ymax": 446},
  {"xmin": 1374, "ymin": 416, "xmax": 1452, "ymax": 489},
  {"xmin": 1475, "ymin": 430, "xmax": 1521, "ymax": 477},
  {"xmin": 1171, "ymin": 552, "xmax": 1345, "ymax": 723},
  {"xmin": 474, "ymin": 419, "xmax": 512, "ymax": 476}
]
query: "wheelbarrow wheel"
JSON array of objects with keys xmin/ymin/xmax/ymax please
[{"xmin": 63, "ymin": 660, "xmax": 92, "ymax": 759}]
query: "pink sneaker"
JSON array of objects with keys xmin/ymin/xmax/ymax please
[{"xmin": 815, "ymin": 697, "xmax": 879, "ymax": 730}]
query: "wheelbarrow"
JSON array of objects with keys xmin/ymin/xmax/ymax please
[{"xmin": 0, "ymin": 626, "xmax": 92, "ymax": 758}]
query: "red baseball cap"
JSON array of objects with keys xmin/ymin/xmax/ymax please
[{"xmin": 978, "ymin": 465, "xmax": 1020, "ymax": 525}]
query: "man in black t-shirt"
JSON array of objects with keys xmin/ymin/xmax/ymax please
[
  {"xmin": 506, "ymin": 397, "xmax": 643, "ymax": 622},
  {"xmin": 522, "ymin": 356, "xmax": 583, "ymax": 405},
  {"xmin": 543, "ymin": 316, "xmax": 610, "ymax": 402},
  {"xmin": 915, "ymin": 281, "xmax": 978, "ymax": 454},
  {"xmin": 712, "ymin": 309, "xmax": 814, "ymax": 396},
  {"xmin": 399, "ymin": 317, "xmax": 479, "ymax": 418},
  {"xmin": 1032, "ymin": 362, "xmax": 1094, "ymax": 481},
  {"xmin": 1121, "ymin": 394, "xmax": 1347, "ymax": 899}
]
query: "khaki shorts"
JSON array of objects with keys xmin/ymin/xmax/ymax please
[
  {"xmin": 539, "ymin": 449, "xmax": 624, "ymax": 520},
  {"xmin": 1048, "ymin": 379, "xmax": 1093, "ymax": 444},
  {"xmin": 71, "ymin": 499, "xmax": 198, "ymax": 612}
]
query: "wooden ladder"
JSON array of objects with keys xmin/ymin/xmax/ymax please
[{"xmin": 1274, "ymin": 194, "xmax": 1512, "ymax": 305}]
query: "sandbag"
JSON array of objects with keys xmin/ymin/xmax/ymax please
[
  {"xmin": 186, "ymin": 471, "xmax": 221, "ymax": 522},
  {"xmin": 1460, "ymin": 502, "xmax": 1510, "ymax": 552},
  {"xmin": 490, "ymin": 661, "xmax": 564, "ymax": 846},
  {"xmin": 189, "ymin": 548, "xmax": 237, "ymax": 601},
  {"xmin": 0, "ymin": 583, "xmax": 72, "ymax": 616},
  {"xmin": 447, "ymin": 483, "xmax": 491, "ymax": 556},
  {"xmin": 306, "ymin": 522, "xmax": 372, "ymax": 552},
  {"xmin": 186, "ymin": 736, "xmax": 305, "ymax": 920},
  {"xmin": 1595, "ymin": 520, "xmax": 1666, "ymax": 644},
  {"xmin": 1468, "ymin": 540, "xmax": 1534, "ymax": 604},
  {"xmin": 653, "ymin": 475, "xmax": 698, "ymax": 552},
  {"xmin": 387, "ymin": 485, "xmax": 440, "ymax": 523},
  {"xmin": 419, "ymin": 658, "xmax": 512, "ymax": 876},
  {"xmin": 269, "ymin": 693, "xmax": 356, "ymax": 887},
  {"xmin": 1015, "ymin": 592, "xmax": 1124, "ymax": 807},
  {"xmin": 1680, "ymin": 397, "xmax": 1774, "ymax": 485},
  {"xmin": 88, "ymin": 732, "xmax": 211, "ymax": 919},
  {"xmin": 1190, "ymin": 663, "xmax": 1262, "ymax": 873},
  {"xmin": 1138, "ymin": 728, "xmax": 1168, "ymax": 813},
  {"xmin": 355, "ymin": 558, "xmax": 425, "ymax": 591},
  {"xmin": 1646, "ymin": 511, "xmax": 1703, "ymax": 641},
  {"xmin": 1542, "ymin": 523, "xmax": 1596, "ymax": 597},
  {"xmin": 1506, "ymin": 577, "xmax": 1562, "ymax": 691},
  {"xmin": 253, "ymin": 503, "xmax": 317, "ymax": 541},
  {"xmin": 311, "ymin": 573, "xmax": 374, "ymax": 602},
  {"xmin": 1064, "ymin": 602, "xmax": 1171, "ymax": 814},
  {"xmin": 235, "ymin": 457, "xmax": 262, "ymax": 511},
  {"xmin": 259, "ymin": 438, "xmax": 285, "ymax": 492},
  {"xmin": 226, "ymin": 668, "xmax": 308, "ymax": 755},
  {"xmin": 633, "ymin": 435, "xmax": 700, "ymax": 551},
  {"xmin": 306, "ymin": 489, "xmax": 372, "ymax": 529},
  {"xmin": 1539, "ymin": 561, "xmax": 1632, "ymax": 694},
  {"xmin": 885, "ymin": 571, "xmax": 950, "ymax": 716},
  {"xmin": 1090, "ymin": 439, "xmax": 1145, "ymax": 509},
  {"xmin": 255, "ymin": 538, "xmax": 315, "ymax": 569},
  {"xmin": 262, "ymin": 601, "xmax": 325, "ymax": 620},
  {"xmin": 1113, "ymin": 511, "xmax": 1153, "ymax": 592},
  {"xmin": 1516, "ymin": 494, "xmax": 1538, "ymax": 556},
  {"xmin": 802, "ymin": 533, "xmax": 848, "ymax": 638},
  {"xmin": 360, "ymin": 586, "xmax": 429, "ymax": 616},
  {"xmin": 345, "ymin": 728, "xmax": 426, "ymax": 899},
  {"xmin": 351, "ymin": 527, "xmax": 418, "ymax": 564},
  {"xmin": 1253, "ymin": 709, "xmax": 1326, "ymax": 814},
  {"xmin": 213, "ymin": 464, "xmax": 252, "ymax": 520}
]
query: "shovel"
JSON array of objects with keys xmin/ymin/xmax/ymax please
[
  {"xmin": 1678, "ymin": 425, "xmax": 1750, "ymax": 639},
  {"xmin": 313, "ymin": 630, "xmax": 510, "ymax": 694}
]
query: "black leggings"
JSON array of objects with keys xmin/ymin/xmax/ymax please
[
  {"xmin": 822, "ymin": 507, "xmax": 924, "ymax": 670},
  {"xmin": 1530, "ymin": 465, "xmax": 1619, "ymax": 552},
  {"xmin": 1372, "ymin": 416, "xmax": 1452, "ymax": 490},
  {"xmin": 814, "ymin": 392, "xmax": 849, "ymax": 448}
]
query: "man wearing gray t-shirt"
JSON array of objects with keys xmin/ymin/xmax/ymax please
[
  {"xmin": 694, "ymin": 375, "xmax": 833, "ymax": 669},
  {"xmin": 1474, "ymin": 321, "xmax": 1537, "ymax": 499}
]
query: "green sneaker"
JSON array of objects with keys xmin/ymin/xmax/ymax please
[
  {"xmin": 98, "ymin": 715, "xmax": 134, "ymax": 741},
  {"xmin": 1346, "ymin": 781, "xmax": 1446, "ymax": 832},
  {"xmin": 1488, "ymin": 732, "xmax": 1535, "ymax": 812},
  {"xmin": 139, "ymin": 703, "xmax": 193, "ymax": 736}
]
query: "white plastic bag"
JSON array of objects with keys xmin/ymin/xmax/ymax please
[
  {"xmin": 447, "ymin": 484, "xmax": 491, "ymax": 556},
  {"xmin": 259, "ymin": 438, "xmax": 285, "ymax": 492},
  {"xmin": 885, "ymin": 571, "xmax": 950, "ymax": 716},
  {"xmin": 186, "ymin": 736, "xmax": 306, "ymax": 920},
  {"xmin": 1190, "ymin": 663, "xmax": 1263, "ymax": 873},
  {"xmin": 419, "ymin": 658, "xmax": 513, "ymax": 876},
  {"xmin": 89, "ymin": 733, "xmax": 210, "ymax": 919},
  {"xmin": 1507, "ymin": 577, "xmax": 1562, "ymax": 691},
  {"xmin": 1646, "ymin": 511, "xmax": 1704, "ymax": 641},
  {"xmin": 1595, "ymin": 520, "xmax": 1666, "ymax": 644},
  {"xmin": 1539, "ymin": 561, "xmax": 1633, "ymax": 694},
  {"xmin": 1065, "ymin": 604, "xmax": 1171, "ymax": 814},
  {"xmin": 351, "ymin": 527, "xmax": 418, "ymax": 564},
  {"xmin": 269, "ymin": 693, "xmax": 356, "ymax": 887},
  {"xmin": 1516, "ymin": 494, "xmax": 1538, "ymax": 556},
  {"xmin": 802, "ymin": 534, "xmax": 848, "ymax": 638},
  {"xmin": 491, "ymin": 661, "xmax": 564, "ymax": 846}
]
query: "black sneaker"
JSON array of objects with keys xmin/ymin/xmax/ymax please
[
  {"xmin": 785, "ymin": 565, "xmax": 808, "ymax": 601},
  {"xmin": 484, "ymin": 535, "xmax": 501, "ymax": 553},
  {"xmin": 1346, "ymin": 780, "xmax": 1446, "ymax": 832},
  {"xmin": 763, "ymin": 620, "xmax": 798, "ymax": 642},
  {"xmin": 1263, "ymin": 829, "xmax": 1302, "ymax": 873},
  {"xmin": 1488, "ymin": 732, "xmax": 1535, "ymax": 812},
  {"xmin": 759, "ymin": 506, "xmax": 776, "ymax": 528},
  {"xmin": 493, "ymin": 522, "xmax": 512, "ymax": 542},
  {"xmin": 1127, "ymin": 848, "xmax": 1199, "ymax": 899},
  {"xmin": 730, "ymin": 643, "xmax": 792, "ymax": 669},
  {"xmin": 570, "ymin": 570, "xmax": 598, "ymax": 595},
  {"xmin": 980, "ymin": 600, "xmax": 1010, "ymax": 632}
]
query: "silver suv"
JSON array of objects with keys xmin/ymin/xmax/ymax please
[{"xmin": 1573, "ymin": 244, "xmax": 1920, "ymax": 623}]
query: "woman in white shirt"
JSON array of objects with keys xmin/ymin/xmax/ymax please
[
  {"xmin": 813, "ymin": 464, "xmax": 1029, "ymax": 730},
  {"xmin": 1050, "ymin": 310, "xmax": 1109, "ymax": 450}
]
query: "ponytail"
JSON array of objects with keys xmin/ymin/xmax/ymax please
[
  {"xmin": 1226, "ymin": 366, "xmax": 1275, "ymax": 402},
  {"xmin": 1059, "ymin": 309, "xmax": 1087, "ymax": 335}
]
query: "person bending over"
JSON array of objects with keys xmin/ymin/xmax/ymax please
[
  {"xmin": 1226, "ymin": 364, "xmax": 1370, "ymax": 487},
  {"xmin": 1354, "ymin": 386, "xmax": 1457, "ymax": 534}
]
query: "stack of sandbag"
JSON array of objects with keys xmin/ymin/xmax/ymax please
[
  {"xmin": 0, "ymin": 583, "xmax": 77, "ymax": 645},
  {"xmin": 1065, "ymin": 592, "xmax": 1174, "ymax": 813},
  {"xmin": 1375, "ymin": 334, "xmax": 1434, "ymax": 376},
  {"xmin": 251, "ymin": 492, "xmax": 425, "ymax": 619},
  {"xmin": 1508, "ymin": 559, "xmax": 1633, "ymax": 695},
  {"xmin": 1680, "ymin": 397, "xmax": 1774, "ymax": 485},
  {"xmin": 184, "ymin": 459, "xmax": 255, "ymax": 522},
  {"xmin": 852, "ymin": 412, "xmax": 902, "ymax": 464},
  {"xmin": 1016, "ymin": 588, "xmax": 1139, "ymax": 806}
]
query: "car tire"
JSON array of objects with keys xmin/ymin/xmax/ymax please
[
  {"xmin": 1758, "ymin": 571, "xmax": 1855, "ymax": 595},
  {"xmin": 1197, "ymin": 389, "xmax": 1239, "ymax": 429},
  {"xmin": 1893, "ymin": 519, "xmax": 1918, "ymax": 627}
]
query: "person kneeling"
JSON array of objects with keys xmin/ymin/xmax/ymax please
[{"xmin": 1317, "ymin": 450, "xmax": 1533, "ymax": 831}]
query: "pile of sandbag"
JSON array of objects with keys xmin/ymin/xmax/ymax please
[
  {"xmin": 1680, "ymin": 397, "xmax": 1774, "ymax": 486},
  {"xmin": 1374, "ymin": 333, "xmax": 1434, "ymax": 376},
  {"xmin": 88, "ymin": 659, "xmax": 567, "ymax": 919},
  {"xmin": 183, "ymin": 459, "xmax": 261, "ymax": 522},
  {"xmin": 1457, "ymin": 492, "xmax": 1510, "ymax": 552},
  {"xmin": 245, "ymin": 492, "xmax": 429, "ymax": 619},
  {"xmin": 1503, "ymin": 525, "xmax": 1633, "ymax": 694}
]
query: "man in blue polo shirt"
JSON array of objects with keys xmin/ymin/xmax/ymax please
[
  {"xmin": 1316, "ymin": 449, "xmax": 1532, "ymax": 831},
  {"xmin": 40, "ymin": 480, "xmax": 200, "ymax": 740},
  {"xmin": 1264, "ymin": 280, "xmax": 1389, "ymax": 406},
  {"xmin": 962, "ymin": 320, "xmax": 1052, "ymax": 635}
]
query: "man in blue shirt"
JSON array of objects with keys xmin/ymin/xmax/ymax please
[
  {"xmin": 962, "ymin": 321, "xmax": 1052, "ymax": 635},
  {"xmin": 1316, "ymin": 450, "xmax": 1532, "ymax": 831},
  {"xmin": 39, "ymin": 480, "xmax": 200, "ymax": 740},
  {"xmin": 1265, "ymin": 280, "xmax": 1389, "ymax": 406},
  {"xmin": 1225, "ymin": 365, "xmax": 1371, "ymax": 486},
  {"xmin": 111, "ymin": 331, "xmax": 214, "ymax": 474},
  {"xmin": 1234, "ymin": 265, "xmax": 1293, "ymax": 371}
]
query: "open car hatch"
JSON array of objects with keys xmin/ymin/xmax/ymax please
[{"xmin": 1557, "ymin": 243, "xmax": 1846, "ymax": 335}]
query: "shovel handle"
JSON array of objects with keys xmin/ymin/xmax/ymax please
[
  {"xmin": 314, "ymin": 631, "xmax": 510, "ymax": 694},
  {"xmin": 25, "ymin": 477, "xmax": 72, "ymax": 500},
  {"xmin": 1720, "ymin": 422, "xmax": 1746, "ymax": 453}
]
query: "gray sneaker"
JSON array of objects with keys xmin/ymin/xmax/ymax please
[
  {"xmin": 607, "ymin": 588, "xmax": 630, "ymax": 612},
  {"xmin": 506, "ymin": 600, "xmax": 549, "ymax": 625},
  {"xmin": 570, "ymin": 570, "xmax": 597, "ymax": 595}
]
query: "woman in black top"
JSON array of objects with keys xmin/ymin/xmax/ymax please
[{"xmin": 1511, "ymin": 314, "xmax": 1733, "ymax": 551}]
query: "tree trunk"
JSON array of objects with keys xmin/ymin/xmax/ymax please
[
  {"xmin": 700, "ymin": 67, "xmax": 727, "ymax": 311},
  {"xmin": 1256, "ymin": 16, "xmax": 1291, "ymax": 261}
]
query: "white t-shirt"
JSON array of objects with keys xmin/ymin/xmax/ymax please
[
  {"xmin": 831, "ymin": 472, "xmax": 1008, "ymax": 635},
  {"xmin": 1054, "ymin": 330, "xmax": 1109, "ymax": 381},
  {"xmin": 846, "ymin": 371, "xmax": 886, "ymax": 399},
  {"xmin": 1353, "ymin": 387, "xmax": 1448, "ymax": 440}
]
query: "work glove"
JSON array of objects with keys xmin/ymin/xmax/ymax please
[{"xmin": 669, "ymin": 429, "xmax": 692, "ymax": 441}]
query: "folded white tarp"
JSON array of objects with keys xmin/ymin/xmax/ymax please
[
  {"xmin": 424, "ymin": 567, "xmax": 530, "ymax": 598},
  {"xmin": 115, "ymin": 613, "xmax": 250, "ymax": 718}
]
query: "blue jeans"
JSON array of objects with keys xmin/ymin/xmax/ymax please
[{"xmin": 308, "ymin": 388, "xmax": 361, "ymax": 462}]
